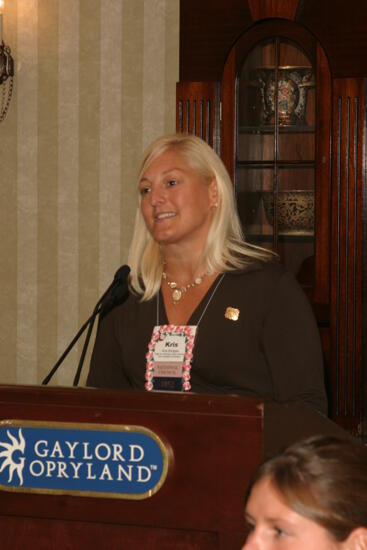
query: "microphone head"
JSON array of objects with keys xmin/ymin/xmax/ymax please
[
  {"xmin": 114, "ymin": 264, "xmax": 130, "ymax": 283},
  {"xmin": 99, "ymin": 265, "xmax": 130, "ymax": 320}
]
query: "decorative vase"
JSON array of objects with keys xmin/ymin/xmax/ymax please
[
  {"xmin": 251, "ymin": 66, "xmax": 314, "ymax": 126},
  {"xmin": 262, "ymin": 190, "xmax": 314, "ymax": 235}
]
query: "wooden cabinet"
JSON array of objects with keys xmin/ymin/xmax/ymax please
[
  {"xmin": 225, "ymin": 25, "xmax": 322, "ymax": 298},
  {"xmin": 177, "ymin": 0, "xmax": 366, "ymax": 438}
]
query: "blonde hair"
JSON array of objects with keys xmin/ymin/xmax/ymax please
[{"xmin": 128, "ymin": 133, "xmax": 274, "ymax": 301}]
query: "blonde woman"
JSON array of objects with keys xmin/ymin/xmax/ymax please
[{"xmin": 87, "ymin": 134, "xmax": 327, "ymax": 414}]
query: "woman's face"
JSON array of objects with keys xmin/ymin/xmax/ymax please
[
  {"xmin": 242, "ymin": 476, "xmax": 342, "ymax": 550},
  {"xmin": 139, "ymin": 148, "xmax": 217, "ymax": 250}
]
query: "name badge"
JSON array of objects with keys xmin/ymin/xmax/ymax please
[{"xmin": 145, "ymin": 325, "xmax": 197, "ymax": 392}]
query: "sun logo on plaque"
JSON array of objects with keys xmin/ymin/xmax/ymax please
[{"xmin": 0, "ymin": 428, "xmax": 26, "ymax": 486}]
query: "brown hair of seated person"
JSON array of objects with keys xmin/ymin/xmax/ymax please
[{"xmin": 245, "ymin": 435, "xmax": 367, "ymax": 545}]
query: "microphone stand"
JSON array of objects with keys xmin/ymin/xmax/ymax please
[
  {"xmin": 42, "ymin": 308, "xmax": 101, "ymax": 386},
  {"xmin": 42, "ymin": 265, "xmax": 130, "ymax": 386},
  {"xmin": 72, "ymin": 303, "xmax": 100, "ymax": 387}
]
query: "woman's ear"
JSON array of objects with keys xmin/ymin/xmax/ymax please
[
  {"xmin": 209, "ymin": 178, "xmax": 218, "ymax": 208},
  {"xmin": 343, "ymin": 528, "xmax": 367, "ymax": 550}
]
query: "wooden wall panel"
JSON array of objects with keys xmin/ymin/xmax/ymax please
[
  {"xmin": 180, "ymin": 0, "xmax": 367, "ymax": 80},
  {"xmin": 176, "ymin": 81, "xmax": 220, "ymax": 153},
  {"xmin": 313, "ymin": 44, "xmax": 331, "ymax": 307},
  {"xmin": 179, "ymin": 0, "xmax": 252, "ymax": 81},
  {"xmin": 330, "ymin": 78, "xmax": 364, "ymax": 434},
  {"xmin": 248, "ymin": 0, "xmax": 298, "ymax": 21},
  {"xmin": 363, "ymin": 79, "xmax": 367, "ymax": 440}
]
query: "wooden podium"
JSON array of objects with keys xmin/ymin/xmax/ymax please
[{"xmin": 0, "ymin": 385, "xmax": 352, "ymax": 549}]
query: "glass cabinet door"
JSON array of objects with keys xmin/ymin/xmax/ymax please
[{"xmin": 236, "ymin": 38, "xmax": 315, "ymax": 289}]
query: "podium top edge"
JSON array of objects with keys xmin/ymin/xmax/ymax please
[{"xmin": 0, "ymin": 383, "xmax": 265, "ymax": 418}]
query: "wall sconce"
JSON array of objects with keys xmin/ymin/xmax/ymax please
[{"xmin": 0, "ymin": 0, "xmax": 14, "ymax": 123}]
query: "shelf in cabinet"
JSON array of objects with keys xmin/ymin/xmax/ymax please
[
  {"xmin": 235, "ymin": 160, "xmax": 316, "ymax": 169},
  {"xmin": 237, "ymin": 188, "xmax": 315, "ymax": 193},
  {"xmin": 238, "ymin": 125, "xmax": 315, "ymax": 134},
  {"xmin": 245, "ymin": 232, "xmax": 314, "ymax": 243}
]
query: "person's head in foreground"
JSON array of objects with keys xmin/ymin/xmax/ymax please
[{"xmin": 242, "ymin": 435, "xmax": 367, "ymax": 550}]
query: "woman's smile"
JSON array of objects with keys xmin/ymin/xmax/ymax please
[{"xmin": 154, "ymin": 211, "xmax": 177, "ymax": 222}]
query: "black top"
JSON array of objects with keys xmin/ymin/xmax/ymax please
[{"xmin": 87, "ymin": 261, "xmax": 327, "ymax": 414}]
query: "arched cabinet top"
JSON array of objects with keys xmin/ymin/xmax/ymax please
[{"xmin": 223, "ymin": 19, "xmax": 320, "ymax": 83}]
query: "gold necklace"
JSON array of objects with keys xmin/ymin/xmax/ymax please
[{"xmin": 162, "ymin": 271, "xmax": 205, "ymax": 304}]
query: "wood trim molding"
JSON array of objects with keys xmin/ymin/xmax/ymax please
[
  {"xmin": 330, "ymin": 78, "xmax": 364, "ymax": 434},
  {"xmin": 248, "ymin": 0, "xmax": 299, "ymax": 22},
  {"xmin": 176, "ymin": 81, "xmax": 220, "ymax": 153},
  {"xmin": 220, "ymin": 49, "xmax": 236, "ymax": 180},
  {"xmin": 313, "ymin": 43, "xmax": 332, "ymax": 306}
]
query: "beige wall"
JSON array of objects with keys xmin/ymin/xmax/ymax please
[{"xmin": 0, "ymin": 0, "xmax": 179, "ymax": 386}]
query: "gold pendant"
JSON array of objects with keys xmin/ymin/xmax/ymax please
[{"xmin": 172, "ymin": 289, "xmax": 182, "ymax": 303}]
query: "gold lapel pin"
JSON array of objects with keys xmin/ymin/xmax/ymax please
[{"xmin": 225, "ymin": 307, "xmax": 240, "ymax": 321}]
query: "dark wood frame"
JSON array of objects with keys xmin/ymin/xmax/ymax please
[{"xmin": 221, "ymin": 20, "xmax": 331, "ymax": 312}]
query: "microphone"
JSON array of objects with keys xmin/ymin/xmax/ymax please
[
  {"xmin": 99, "ymin": 264, "xmax": 131, "ymax": 318},
  {"xmin": 72, "ymin": 264, "xmax": 130, "ymax": 386},
  {"xmin": 42, "ymin": 265, "xmax": 130, "ymax": 386}
]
